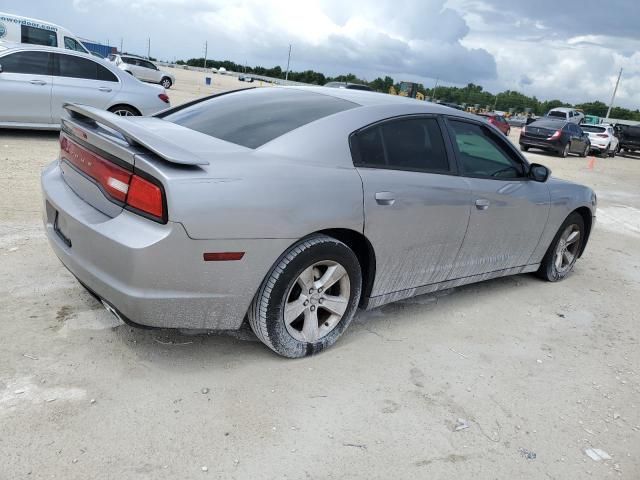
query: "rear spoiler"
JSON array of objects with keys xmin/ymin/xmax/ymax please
[{"xmin": 63, "ymin": 103, "xmax": 209, "ymax": 166}]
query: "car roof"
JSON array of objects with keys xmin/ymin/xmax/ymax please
[
  {"xmin": 548, "ymin": 107, "xmax": 575, "ymax": 113},
  {"xmin": 0, "ymin": 41, "xmax": 94, "ymax": 57},
  {"xmin": 286, "ymin": 86, "xmax": 479, "ymax": 118}
]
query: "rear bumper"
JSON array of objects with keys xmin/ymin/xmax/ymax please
[
  {"xmin": 519, "ymin": 137, "xmax": 562, "ymax": 151},
  {"xmin": 41, "ymin": 160, "xmax": 292, "ymax": 330}
]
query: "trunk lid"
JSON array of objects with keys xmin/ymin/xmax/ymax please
[{"xmin": 58, "ymin": 103, "xmax": 247, "ymax": 219}]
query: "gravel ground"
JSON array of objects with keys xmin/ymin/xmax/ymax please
[{"xmin": 1, "ymin": 69, "xmax": 639, "ymax": 479}]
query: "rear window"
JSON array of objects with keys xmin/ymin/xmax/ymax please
[
  {"xmin": 530, "ymin": 119, "xmax": 565, "ymax": 129},
  {"xmin": 548, "ymin": 111, "xmax": 567, "ymax": 119},
  {"xmin": 160, "ymin": 88, "xmax": 358, "ymax": 148},
  {"xmin": 580, "ymin": 125, "xmax": 606, "ymax": 133}
]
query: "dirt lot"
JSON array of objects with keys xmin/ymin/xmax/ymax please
[{"xmin": 1, "ymin": 69, "xmax": 639, "ymax": 479}]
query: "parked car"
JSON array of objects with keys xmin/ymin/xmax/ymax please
[
  {"xmin": 580, "ymin": 124, "xmax": 619, "ymax": 157},
  {"xmin": 238, "ymin": 75, "xmax": 254, "ymax": 82},
  {"xmin": 477, "ymin": 112, "xmax": 510, "ymax": 135},
  {"xmin": 324, "ymin": 81, "xmax": 373, "ymax": 91},
  {"xmin": 0, "ymin": 11, "xmax": 90, "ymax": 54},
  {"xmin": 41, "ymin": 87, "xmax": 596, "ymax": 357},
  {"xmin": 546, "ymin": 107, "xmax": 585, "ymax": 124},
  {"xmin": 0, "ymin": 43, "xmax": 170, "ymax": 129},
  {"xmin": 519, "ymin": 118, "xmax": 590, "ymax": 157},
  {"xmin": 107, "ymin": 53, "xmax": 175, "ymax": 89},
  {"xmin": 614, "ymin": 124, "xmax": 640, "ymax": 153}
]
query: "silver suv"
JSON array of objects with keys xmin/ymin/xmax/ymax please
[{"xmin": 108, "ymin": 54, "xmax": 175, "ymax": 89}]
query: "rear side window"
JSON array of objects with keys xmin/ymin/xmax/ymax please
[
  {"xmin": 448, "ymin": 120, "xmax": 524, "ymax": 179},
  {"xmin": 56, "ymin": 54, "xmax": 118, "ymax": 82},
  {"xmin": 0, "ymin": 51, "xmax": 51, "ymax": 75},
  {"xmin": 161, "ymin": 88, "xmax": 357, "ymax": 149},
  {"xmin": 21, "ymin": 25, "xmax": 57, "ymax": 47},
  {"xmin": 353, "ymin": 117, "xmax": 450, "ymax": 172}
]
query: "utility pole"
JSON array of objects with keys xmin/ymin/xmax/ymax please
[
  {"xmin": 203, "ymin": 41, "xmax": 208, "ymax": 69},
  {"xmin": 606, "ymin": 68, "xmax": 623, "ymax": 120},
  {"xmin": 432, "ymin": 78, "xmax": 439, "ymax": 101},
  {"xmin": 119, "ymin": 38, "xmax": 123, "ymax": 53},
  {"xmin": 285, "ymin": 44, "xmax": 291, "ymax": 81},
  {"xmin": 147, "ymin": 37, "xmax": 150, "ymax": 59}
]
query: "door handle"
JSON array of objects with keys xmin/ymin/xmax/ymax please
[
  {"xmin": 375, "ymin": 191, "xmax": 395, "ymax": 206},
  {"xmin": 30, "ymin": 79, "xmax": 46, "ymax": 85},
  {"xmin": 475, "ymin": 199, "xmax": 490, "ymax": 210},
  {"xmin": 98, "ymin": 87, "xmax": 112, "ymax": 92}
]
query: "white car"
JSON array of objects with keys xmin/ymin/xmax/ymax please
[
  {"xmin": 581, "ymin": 124, "xmax": 619, "ymax": 157},
  {"xmin": 107, "ymin": 54, "xmax": 175, "ymax": 89},
  {"xmin": 546, "ymin": 107, "xmax": 585, "ymax": 125},
  {"xmin": 0, "ymin": 43, "xmax": 170, "ymax": 129}
]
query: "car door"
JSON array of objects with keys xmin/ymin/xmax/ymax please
[
  {"xmin": 0, "ymin": 50, "xmax": 53, "ymax": 124},
  {"xmin": 444, "ymin": 118, "xmax": 550, "ymax": 278},
  {"xmin": 351, "ymin": 116, "xmax": 472, "ymax": 296},
  {"xmin": 140, "ymin": 60, "xmax": 161, "ymax": 82},
  {"xmin": 50, "ymin": 53, "xmax": 120, "ymax": 123},
  {"xmin": 569, "ymin": 124, "xmax": 587, "ymax": 153}
]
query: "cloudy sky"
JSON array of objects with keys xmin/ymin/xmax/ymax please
[{"xmin": 3, "ymin": 0, "xmax": 639, "ymax": 107}]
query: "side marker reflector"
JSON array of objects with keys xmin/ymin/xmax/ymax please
[{"xmin": 203, "ymin": 252, "xmax": 245, "ymax": 261}]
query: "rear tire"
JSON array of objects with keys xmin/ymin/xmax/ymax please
[
  {"xmin": 537, "ymin": 213, "xmax": 585, "ymax": 282},
  {"xmin": 520, "ymin": 145, "xmax": 529, "ymax": 152},
  {"xmin": 108, "ymin": 105, "xmax": 140, "ymax": 116},
  {"xmin": 160, "ymin": 77, "xmax": 172, "ymax": 89},
  {"xmin": 560, "ymin": 142, "xmax": 570, "ymax": 158},
  {"xmin": 248, "ymin": 235, "xmax": 362, "ymax": 358},
  {"xmin": 580, "ymin": 144, "xmax": 589, "ymax": 157},
  {"xmin": 506, "ymin": 128, "xmax": 511, "ymax": 136}
]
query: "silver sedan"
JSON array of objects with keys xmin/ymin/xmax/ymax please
[
  {"xmin": 0, "ymin": 42, "xmax": 170, "ymax": 129},
  {"xmin": 41, "ymin": 87, "xmax": 596, "ymax": 357}
]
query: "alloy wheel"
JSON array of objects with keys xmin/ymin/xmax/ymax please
[
  {"xmin": 554, "ymin": 224, "xmax": 581, "ymax": 274},
  {"xmin": 112, "ymin": 109, "xmax": 135, "ymax": 116},
  {"xmin": 284, "ymin": 260, "xmax": 350, "ymax": 343}
]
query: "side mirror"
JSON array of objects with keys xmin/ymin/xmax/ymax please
[{"xmin": 529, "ymin": 163, "xmax": 550, "ymax": 182}]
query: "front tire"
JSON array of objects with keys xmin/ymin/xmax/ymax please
[
  {"xmin": 248, "ymin": 235, "xmax": 362, "ymax": 358},
  {"xmin": 580, "ymin": 144, "xmax": 589, "ymax": 157},
  {"xmin": 537, "ymin": 213, "xmax": 585, "ymax": 282}
]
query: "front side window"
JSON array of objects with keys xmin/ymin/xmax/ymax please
[
  {"xmin": 56, "ymin": 54, "xmax": 118, "ymax": 82},
  {"xmin": 64, "ymin": 37, "xmax": 86, "ymax": 52},
  {"xmin": 21, "ymin": 25, "xmax": 57, "ymax": 47},
  {"xmin": 160, "ymin": 88, "xmax": 357, "ymax": 149},
  {"xmin": 448, "ymin": 120, "xmax": 524, "ymax": 179},
  {"xmin": 0, "ymin": 51, "xmax": 51, "ymax": 75},
  {"xmin": 353, "ymin": 117, "xmax": 450, "ymax": 172}
]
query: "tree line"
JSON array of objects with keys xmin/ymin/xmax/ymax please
[{"xmin": 176, "ymin": 57, "xmax": 640, "ymax": 120}]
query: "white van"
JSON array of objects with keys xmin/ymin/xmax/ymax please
[{"xmin": 0, "ymin": 12, "xmax": 89, "ymax": 54}]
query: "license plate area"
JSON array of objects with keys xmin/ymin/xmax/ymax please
[{"xmin": 54, "ymin": 211, "xmax": 72, "ymax": 248}]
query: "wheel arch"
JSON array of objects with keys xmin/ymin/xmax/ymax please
[
  {"xmin": 572, "ymin": 206, "xmax": 593, "ymax": 257},
  {"xmin": 315, "ymin": 228, "xmax": 377, "ymax": 307}
]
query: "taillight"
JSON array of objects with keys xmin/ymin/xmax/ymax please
[
  {"xmin": 549, "ymin": 130, "xmax": 562, "ymax": 140},
  {"xmin": 158, "ymin": 93, "xmax": 169, "ymax": 103},
  {"xmin": 60, "ymin": 134, "xmax": 166, "ymax": 222},
  {"xmin": 127, "ymin": 175, "xmax": 164, "ymax": 219}
]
